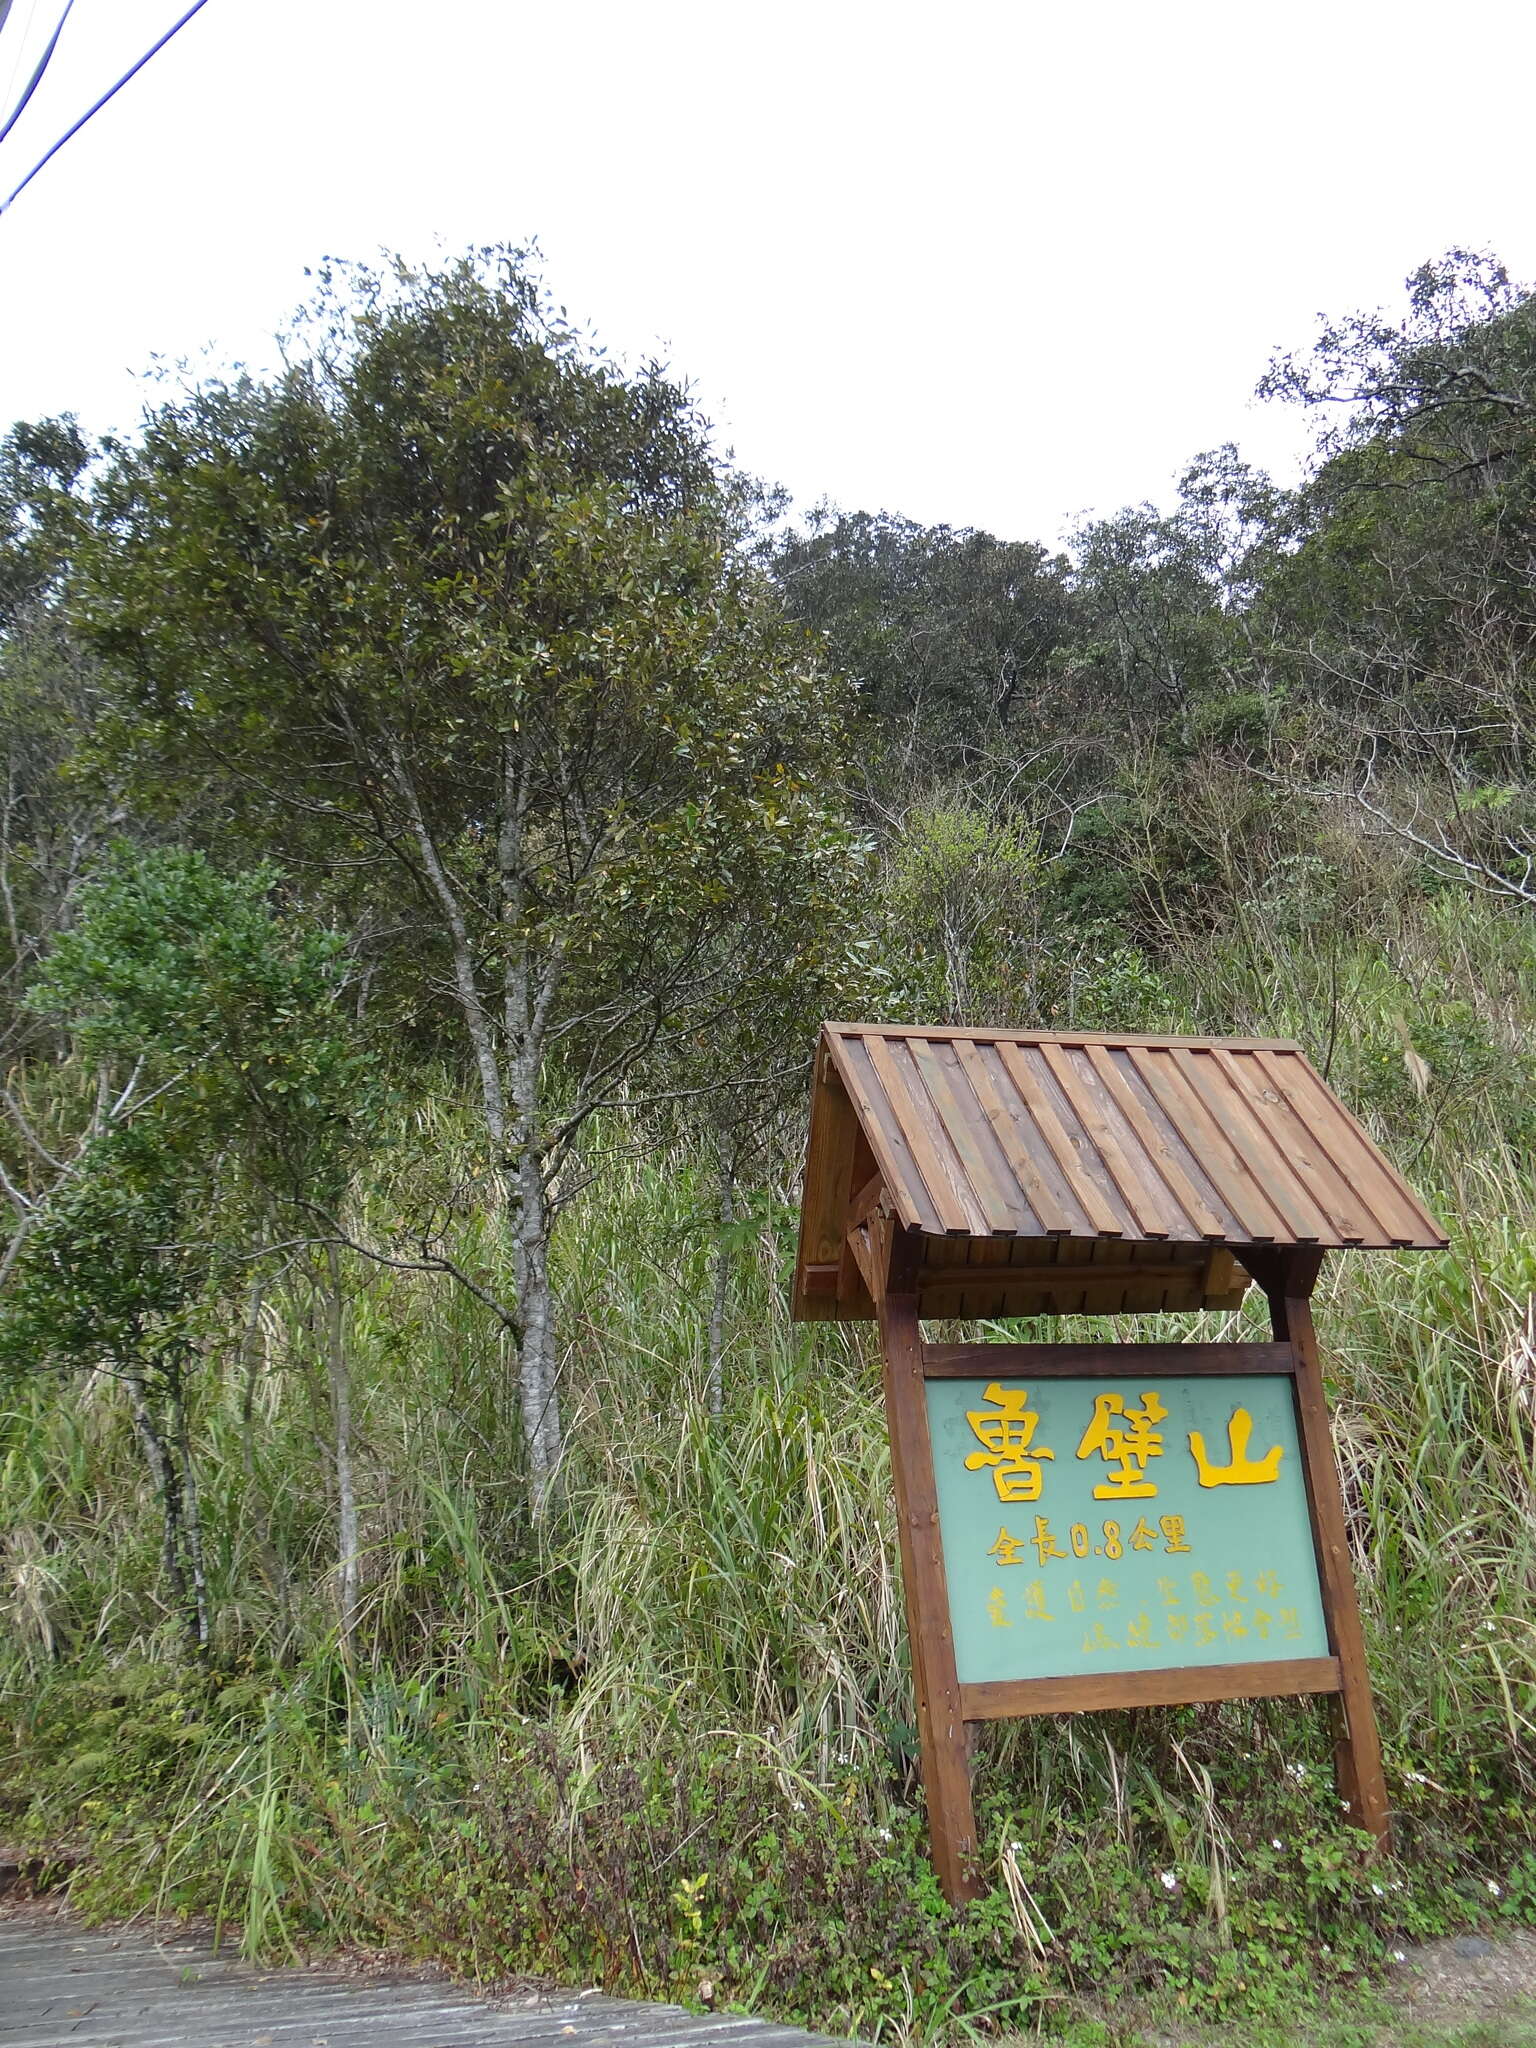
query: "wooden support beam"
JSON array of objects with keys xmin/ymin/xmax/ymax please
[
  {"xmin": 961, "ymin": 1655, "xmax": 1341, "ymax": 1721},
  {"xmin": 849, "ymin": 1170, "xmax": 887, "ymax": 1231},
  {"xmin": 846, "ymin": 1208, "xmax": 889, "ymax": 1307},
  {"xmin": 794, "ymin": 1062, "xmax": 861, "ymax": 1319},
  {"xmin": 878, "ymin": 1228, "xmax": 982, "ymax": 1905},
  {"xmin": 1244, "ymin": 1247, "xmax": 1392, "ymax": 1851},
  {"xmin": 921, "ymin": 1341, "xmax": 1294, "ymax": 1379},
  {"xmin": 915, "ymin": 1259, "xmax": 1209, "ymax": 1293}
]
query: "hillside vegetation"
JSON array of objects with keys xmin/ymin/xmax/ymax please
[{"xmin": 1, "ymin": 248, "xmax": 1534, "ymax": 2043}]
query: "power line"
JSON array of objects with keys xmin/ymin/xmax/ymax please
[
  {"xmin": 0, "ymin": 0, "xmax": 46, "ymax": 122},
  {"xmin": 0, "ymin": 0, "xmax": 211, "ymax": 220},
  {"xmin": 0, "ymin": 0, "xmax": 75, "ymax": 152}
]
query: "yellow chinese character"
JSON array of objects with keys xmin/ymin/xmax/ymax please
[
  {"xmin": 1167, "ymin": 1611, "xmax": 1190, "ymax": 1641},
  {"xmin": 1222, "ymin": 1608, "xmax": 1249, "ymax": 1642},
  {"xmin": 1156, "ymin": 1575, "xmax": 1182, "ymax": 1607},
  {"xmin": 1193, "ymin": 1612, "xmax": 1218, "ymax": 1645},
  {"xmin": 1067, "ymin": 1577, "xmax": 1088, "ymax": 1612},
  {"xmin": 1127, "ymin": 1611, "xmax": 1158, "ymax": 1650},
  {"xmin": 1129, "ymin": 1516, "xmax": 1160, "ymax": 1551},
  {"xmin": 987, "ymin": 1586, "xmax": 1012, "ymax": 1628},
  {"xmin": 1254, "ymin": 1570, "xmax": 1283, "ymax": 1598},
  {"xmin": 1075, "ymin": 1389, "xmax": 1168, "ymax": 1499},
  {"xmin": 1022, "ymin": 1579, "xmax": 1054, "ymax": 1621},
  {"xmin": 965, "ymin": 1383, "xmax": 1057, "ymax": 1501},
  {"xmin": 1225, "ymin": 1572, "xmax": 1248, "ymax": 1603},
  {"xmin": 1191, "ymin": 1571, "xmax": 1219, "ymax": 1607},
  {"xmin": 1188, "ymin": 1406, "xmax": 1283, "ymax": 1487},
  {"xmin": 1159, "ymin": 1515, "xmax": 1192, "ymax": 1553},
  {"xmin": 1096, "ymin": 1577, "xmax": 1118, "ymax": 1611},
  {"xmin": 1081, "ymin": 1621, "xmax": 1119, "ymax": 1654},
  {"xmin": 1252, "ymin": 1608, "xmax": 1273, "ymax": 1639},
  {"xmin": 1278, "ymin": 1606, "xmax": 1302, "ymax": 1639},
  {"xmin": 1032, "ymin": 1514, "xmax": 1067, "ymax": 1565},
  {"xmin": 987, "ymin": 1527, "xmax": 1026, "ymax": 1566}
]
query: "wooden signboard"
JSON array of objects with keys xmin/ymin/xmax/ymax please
[{"xmin": 792, "ymin": 1025, "xmax": 1449, "ymax": 1903}]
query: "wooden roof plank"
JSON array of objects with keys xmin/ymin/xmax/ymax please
[
  {"xmin": 994, "ymin": 1040, "xmax": 1130, "ymax": 1237},
  {"xmin": 794, "ymin": 1022, "xmax": 1446, "ymax": 1320},
  {"xmin": 1017, "ymin": 1044, "xmax": 1146, "ymax": 1235},
  {"xmin": 863, "ymin": 1032, "xmax": 988, "ymax": 1235},
  {"xmin": 952, "ymin": 1037, "xmax": 1084, "ymax": 1234},
  {"xmin": 1170, "ymin": 1047, "xmax": 1335, "ymax": 1243},
  {"xmin": 1124, "ymin": 1044, "xmax": 1289, "ymax": 1242},
  {"xmin": 822, "ymin": 1031, "xmax": 946, "ymax": 1236},
  {"xmin": 1212, "ymin": 1047, "xmax": 1376, "ymax": 1243},
  {"xmin": 1037, "ymin": 1040, "xmax": 1175, "ymax": 1237},
  {"xmin": 1254, "ymin": 1048, "xmax": 1445, "ymax": 1246},
  {"xmin": 825, "ymin": 1021, "xmax": 1305, "ymax": 1051},
  {"xmin": 1085, "ymin": 1042, "xmax": 1231, "ymax": 1238},
  {"xmin": 910, "ymin": 1035, "xmax": 1034, "ymax": 1233}
]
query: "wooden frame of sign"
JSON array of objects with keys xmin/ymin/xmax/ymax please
[
  {"xmin": 793, "ymin": 1026, "xmax": 1448, "ymax": 1906},
  {"xmin": 863, "ymin": 1219, "xmax": 1384, "ymax": 1903}
]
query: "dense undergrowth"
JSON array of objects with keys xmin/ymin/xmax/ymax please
[
  {"xmin": 4, "ymin": 886, "xmax": 1536, "ymax": 2044},
  {"xmin": 4, "ymin": 244, "xmax": 1536, "ymax": 2047}
]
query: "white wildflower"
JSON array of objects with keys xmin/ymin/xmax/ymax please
[
  {"xmin": 1159, "ymin": 1870, "xmax": 1178, "ymax": 1892},
  {"xmin": 1371, "ymin": 1882, "xmax": 1386, "ymax": 1896},
  {"xmin": 1487, "ymin": 1880, "xmax": 1502, "ymax": 1896},
  {"xmin": 1392, "ymin": 1950, "xmax": 1407, "ymax": 1963},
  {"xmin": 1271, "ymin": 1837, "xmax": 1284, "ymax": 1850}
]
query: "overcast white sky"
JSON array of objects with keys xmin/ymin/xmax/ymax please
[{"xmin": 1, "ymin": 0, "xmax": 1534, "ymax": 547}]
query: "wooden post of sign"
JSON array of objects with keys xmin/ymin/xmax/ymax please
[
  {"xmin": 1245, "ymin": 1247, "xmax": 1391, "ymax": 1850},
  {"xmin": 877, "ymin": 1226, "xmax": 982, "ymax": 1904}
]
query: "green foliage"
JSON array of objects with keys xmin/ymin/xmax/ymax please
[
  {"xmin": 75, "ymin": 253, "xmax": 855, "ymax": 1041},
  {"xmin": 0, "ymin": 1134, "xmax": 207, "ymax": 1379},
  {"xmin": 3, "ymin": 1052, "xmax": 1536, "ymax": 2035},
  {"xmin": 881, "ymin": 801, "xmax": 1044, "ymax": 1024},
  {"xmin": 775, "ymin": 507, "xmax": 1072, "ymax": 769},
  {"xmin": 6, "ymin": 242, "xmax": 1536, "ymax": 2044},
  {"xmin": 31, "ymin": 842, "xmax": 374, "ymax": 1194}
]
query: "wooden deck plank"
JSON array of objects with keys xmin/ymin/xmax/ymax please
[{"xmin": 0, "ymin": 1910, "xmax": 862, "ymax": 2048}]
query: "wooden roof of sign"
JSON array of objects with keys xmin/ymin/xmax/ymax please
[{"xmin": 793, "ymin": 1023, "xmax": 1448, "ymax": 1323}]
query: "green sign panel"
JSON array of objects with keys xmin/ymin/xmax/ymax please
[{"xmin": 926, "ymin": 1374, "xmax": 1329, "ymax": 1686}]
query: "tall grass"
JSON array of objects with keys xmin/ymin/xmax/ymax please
[{"xmin": 2, "ymin": 881, "xmax": 1535, "ymax": 2037}]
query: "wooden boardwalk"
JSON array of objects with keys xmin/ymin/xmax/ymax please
[{"xmin": 0, "ymin": 1910, "xmax": 855, "ymax": 2048}]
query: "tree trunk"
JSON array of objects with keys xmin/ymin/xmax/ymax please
[
  {"xmin": 323, "ymin": 1242, "xmax": 360, "ymax": 1666},
  {"xmin": 239, "ymin": 1274, "xmax": 293, "ymax": 1652},
  {"xmin": 510, "ymin": 1132, "xmax": 562, "ymax": 1513},
  {"xmin": 123, "ymin": 1366, "xmax": 193, "ymax": 1650}
]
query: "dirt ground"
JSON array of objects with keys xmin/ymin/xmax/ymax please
[
  {"xmin": 1375, "ymin": 1930, "xmax": 1536, "ymax": 2045},
  {"xmin": 1063, "ymin": 1929, "xmax": 1536, "ymax": 2048}
]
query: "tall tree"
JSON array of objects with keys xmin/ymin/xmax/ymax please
[
  {"xmin": 1255, "ymin": 254, "xmax": 1536, "ymax": 901},
  {"xmin": 6, "ymin": 844, "xmax": 376, "ymax": 1655},
  {"xmin": 0, "ymin": 419, "xmax": 112, "ymax": 1054},
  {"xmin": 75, "ymin": 252, "xmax": 858, "ymax": 1504},
  {"xmin": 774, "ymin": 508, "xmax": 1072, "ymax": 782}
]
